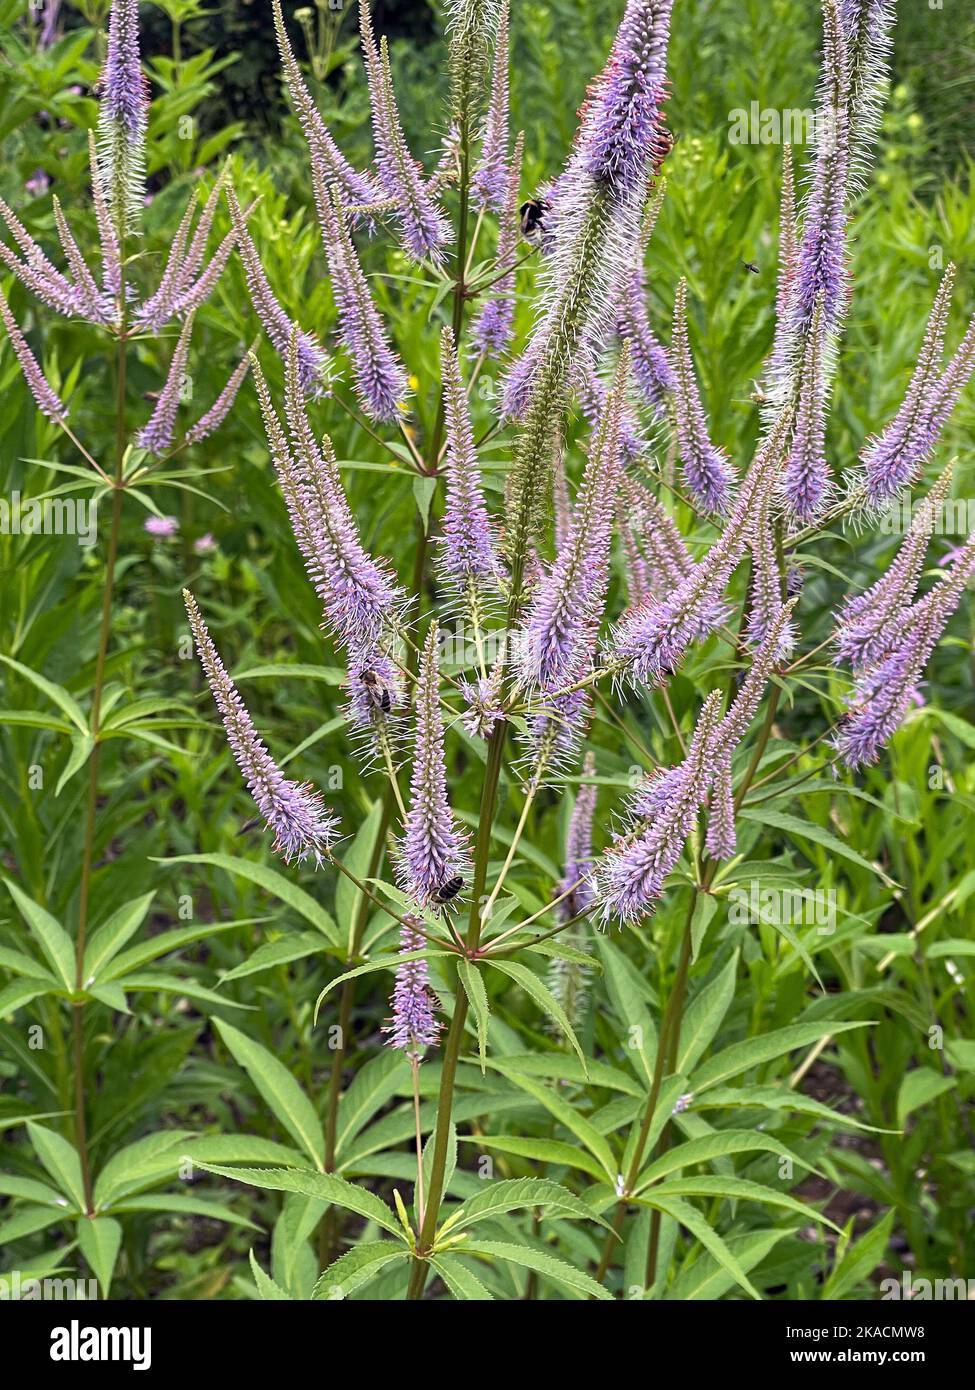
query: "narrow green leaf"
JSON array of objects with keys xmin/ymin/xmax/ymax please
[
  {"xmin": 465, "ymin": 1239, "xmax": 614, "ymax": 1301},
  {"xmin": 215, "ymin": 1020, "xmax": 325, "ymax": 1169},
  {"xmin": 83, "ymin": 893, "xmax": 155, "ymax": 984},
  {"xmin": 195, "ymin": 1163, "xmax": 404, "ymax": 1240},
  {"xmin": 457, "ymin": 959, "xmax": 490, "ymax": 1073},
  {"xmin": 486, "ymin": 958, "xmax": 588, "ymax": 1076},
  {"xmin": 78, "ymin": 1216, "xmax": 122, "ymax": 1296},
  {"xmin": 4, "ymin": 881, "xmax": 75, "ymax": 989},
  {"xmin": 26, "ymin": 1122, "xmax": 85, "ymax": 1211}
]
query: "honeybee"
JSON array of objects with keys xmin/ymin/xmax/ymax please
[
  {"xmin": 359, "ymin": 668, "xmax": 392, "ymax": 715},
  {"xmin": 433, "ymin": 875, "xmax": 464, "ymax": 905},
  {"xmin": 519, "ymin": 196, "xmax": 549, "ymax": 240},
  {"xmin": 742, "ymin": 260, "xmax": 760, "ymax": 275}
]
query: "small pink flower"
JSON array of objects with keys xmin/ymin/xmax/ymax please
[
  {"xmin": 144, "ymin": 515, "xmax": 179, "ymax": 538},
  {"xmin": 194, "ymin": 532, "xmax": 217, "ymax": 556}
]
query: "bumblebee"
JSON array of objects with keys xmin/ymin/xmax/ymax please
[
  {"xmin": 360, "ymin": 668, "xmax": 393, "ymax": 715},
  {"xmin": 434, "ymin": 875, "xmax": 465, "ymax": 904},
  {"xmin": 519, "ymin": 196, "xmax": 549, "ymax": 240}
]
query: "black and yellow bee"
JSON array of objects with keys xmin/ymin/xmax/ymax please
[
  {"xmin": 360, "ymin": 668, "xmax": 393, "ymax": 715},
  {"xmin": 519, "ymin": 196, "xmax": 549, "ymax": 240},
  {"xmin": 433, "ymin": 875, "xmax": 464, "ymax": 905}
]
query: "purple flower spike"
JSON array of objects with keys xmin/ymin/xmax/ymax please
[
  {"xmin": 746, "ymin": 490, "xmax": 794, "ymax": 661},
  {"xmin": 472, "ymin": 0, "xmax": 510, "ymax": 212},
  {"xmin": 359, "ymin": 0, "xmax": 451, "ymax": 263},
  {"xmin": 438, "ymin": 326, "xmax": 503, "ymax": 590},
  {"xmin": 399, "ymin": 625, "xmax": 469, "ymax": 912},
  {"xmin": 470, "ymin": 130, "xmax": 524, "ymax": 356},
  {"xmin": 518, "ymin": 350, "xmax": 629, "ymax": 695},
  {"xmin": 595, "ymin": 690, "xmax": 721, "ymax": 925},
  {"xmin": 670, "ymin": 279, "xmax": 736, "ymax": 513},
  {"xmin": 0, "ymin": 196, "xmax": 91, "ymax": 321},
  {"xmin": 861, "ymin": 269, "xmax": 975, "ymax": 507},
  {"xmin": 96, "ymin": 0, "xmax": 150, "ymax": 234},
  {"xmin": 227, "ymin": 188, "xmax": 329, "ymax": 398},
  {"xmin": 783, "ymin": 299, "xmax": 831, "ymax": 522},
  {"xmin": 841, "ymin": 1, "xmax": 896, "ymax": 190},
  {"xmin": 272, "ymin": 0, "xmax": 381, "ymax": 217},
  {"xmin": 0, "ymin": 289, "xmax": 68, "ymax": 421},
  {"xmin": 793, "ymin": 1, "xmax": 850, "ymax": 336},
  {"xmin": 184, "ymin": 589, "xmax": 339, "ymax": 864},
  {"xmin": 835, "ymin": 467, "xmax": 954, "ymax": 672},
  {"xmin": 318, "ymin": 186, "xmax": 408, "ymax": 422},
  {"xmin": 704, "ymin": 761, "xmax": 736, "ymax": 862},
  {"xmin": 382, "ymin": 917, "xmax": 441, "ymax": 1058},
  {"xmin": 459, "ymin": 672, "xmax": 505, "ymax": 741},
  {"xmin": 185, "ymin": 343, "xmax": 255, "ymax": 446},
  {"xmin": 618, "ymin": 264, "xmax": 675, "ymax": 420},
  {"xmin": 580, "ymin": 0, "xmax": 674, "ymax": 202},
  {"xmin": 137, "ymin": 313, "xmax": 194, "ymax": 455},
  {"xmin": 252, "ymin": 345, "xmax": 402, "ymax": 652},
  {"xmin": 346, "ymin": 645, "xmax": 404, "ymax": 733}
]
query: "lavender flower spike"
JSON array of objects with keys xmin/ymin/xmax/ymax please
[
  {"xmin": 137, "ymin": 313, "xmax": 194, "ymax": 455},
  {"xmin": 96, "ymin": 0, "xmax": 149, "ymax": 236},
  {"xmin": 617, "ymin": 190, "xmax": 676, "ymax": 418},
  {"xmin": 438, "ymin": 325, "xmax": 503, "ymax": 590},
  {"xmin": 835, "ymin": 466, "xmax": 954, "ymax": 672},
  {"xmin": 183, "ymin": 589, "xmax": 338, "ymax": 864},
  {"xmin": 185, "ymin": 341, "xmax": 256, "ymax": 446},
  {"xmin": 841, "ymin": 1, "xmax": 896, "ymax": 192},
  {"xmin": 318, "ymin": 185, "xmax": 408, "ymax": 422},
  {"xmin": 559, "ymin": 751, "xmax": 598, "ymax": 920},
  {"xmin": 670, "ymin": 279, "xmax": 736, "ymax": 513},
  {"xmin": 470, "ymin": 130, "xmax": 524, "ymax": 356},
  {"xmin": 359, "ymin": 0, "xmax": 450, "ymax": 263},
  {"xmin": 382, "ymin": 917, "xmax": 441, "ymax": 1058},
  {"xmin": 472, "ymin": 0, "xmax": 510, "ymax": 212},
  {"xmin": 0, "ymin": 289, "xmax": 68, "ymax": 421},
  {"xmin": 399, "ymin": 624, "xmax": 469, "ymax": 912},
  {"xmin": 595, "ymin": 690, "xmax": 721, "ymax": 925},
  {"xmin": 227, "ymin": 188, "xmax": 329, "ymax": 398},
  {"xmin": 746, "ymin": 488, "xmax": 795, "ymax": 662},
  {"xmin": 271, "ymin": 0, "xmax": 380, "ymax": 214},
  {"xmin": 858, "ymin": 266, "xmax": 957, "ymax": 506},
  {"xmin": 580, "ymin": 0, "xmax": 674, "ymax": 201},
  {"xmin": 783, "ymin": 297, "xmax": 831, "ymax": 522}
]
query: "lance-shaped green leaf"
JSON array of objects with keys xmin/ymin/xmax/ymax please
[
  {"xmin": 635, "ymin": 1193, "xmax": 761, "ymax": 1300},
  {"xmin": 437, "ymin": 1177, "xmax": 612, "ymax": 1240},
  {"xmin": 464, "ymin": 1239, "xmax": 615, "ymax": 1301},
  {"xmin": 633, "ymin": 1129, "xmax": 817, "ymax": 1194},
  {"xmin": 215, "ymin": 1020, "xmax": 325, "ymax": 1169},
  {"xmin": 26, "ymin": 1122, "xmax": 86, "ymax": 1211},
  {"xmin": 689, "ymin": 1021, "xmax": 872, "ymax": 1093},
  {"xmin": 312, "ymin": 1241, "xmax": 408, "ymax": 1300},
  {"xmin": 195, "ymin": 1162, "xmax": 405, "ymax": 1240},
  {"xmin": 643, "ymin": 1175, "xmax": 844, "ymax": 1233},
  {"xmin": 314, "ymin": 949, "xmax": 452, "ymax": 1022},
  {"xmin": 429, "ymin": 1254, "xmax": 494, "ymax": 1300},
  {"xmin": 78, "ymin": 1216, "xmax": 122, "ymax": 1296},
  {"xmin": 485, "ymin": 958, "xmax": 588, "ymax": 1076},
  {"xmin": 157, "ymin": 853, "xmax": 340, "ymax": 945},
  {"xmin": 82, "ymin": 892, "xmax": 155, "ymax": 984},
  {"xmin": 4, "ymin": 881, "xmax": 75, "ymax": 990},
  {"xmin": 456, "ymin": 959, "xmax": 490, "ymax": 1072}
]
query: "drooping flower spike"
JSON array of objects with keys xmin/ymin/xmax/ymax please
[
  {"xmin": 745, "ymin": 486, "xmax": 795, "ymax": 662},
  {"xmin": 0, "ymin": 288, "xmax": 69, "ymax": 422},
  {"xmin": 185, "ymin": 340, "xmax": 257, "ymax": 446},
  {"xmin": 183, "ymin": 589, "xmax": 339, "ymax": 865},
  {"xmin": 470, "ymin": 130, "xmax": 524, "ymax": 356},
  {"xmin": 316, "ymin": 185, "xmax": 408, "ymax": 422},
  {"xmin": 251, "ymin": 339, "xmax": 403, "ymax": 653},
  {"xmin": 398, "ymin": 624, "xmax": 470, "ymax": 912}
]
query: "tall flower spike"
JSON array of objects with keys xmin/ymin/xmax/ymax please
[
  {"xmin": 841, "ymin": 0, "xmax": 896, "ymax": 193},
  {"xmin": 0, "ymin": 196, "xmax": 90, "ymax": 320},
  {"xmin": 670, "ymin": 279, "xmax": 736, "ymax": 513},
  {"xmin": 617, "ymin": 190, "xmax": 675, "ymax": 419},
  {"xmin": 137, "ymin": 314, "xmax": 194, "ymax": 455},
  {"xmin": 272, "ymin": 0, "xmax": 380, "ymax": 214},
  {"xmin": 471, "ymin": 129, "xmax": 524, "ymax": 355},
  {"xmin": 579, "ymin": 0, "xmax": 674, "ymax": 201},
  {"xmin": 502, "ymin": 1, "xmax": 675, "ymax": 566},
  {"xmin": 88, "ymin": 130, "xmax": 121, "ymax": 300},
  {"xmin": 96, "ymin": 0, "xmax": 149, "ymax": 237},
  {"xmin": 382, "ymin": 917, "xmax": 441, "ymax": 1058},
  {"xmin": 764, "ymin": 144, "xmax": 799, "ymax": 408},
  {"xmin": 746, "ymin": 487, "xmax": 794, "ymax": 661},
  {"xmin": 134, "ymin": 169, "xmax": 238, "ymax": 331},
  {"xmin": 318, "ymin": 186, "xmax": 408, "ymax": 422},
  {"xmin": 227, "ymin": 188, "xmax": 328, "ymax": 397},
  {"xmin": 595, "ymin": 690, "xmax": 721, "ymax": 925},
  {"xmin": 185, "ymin": 341, "xmax": 256, "ymax": 446},
  {"xmin": 518, "ymin": 349, "xmax": 629, "ymax": 694},
  {"xmin": 446, "ymin": 0, "xmax": 501, "ymax": 135},
  {"xmin": 559, "ymin": 751, "xmax": 598, "ymax": 920},
  {"xmin": 783, "ymin": 297, "xmax": 831, "ymax": 522},
  {"xmin": 51, "ymin": 197, "xmax": 112, "ymax": 324},
  {"xmin": 438, "ymin": 325, "xmax": 503, "ymax": 592},
  {"xmin": 624, "ymin": 477, "xmax": 694, "ymax": 594},
  {"xmin": 793, "ymin": 0, "xmax": 850, "ymax": 336},
  {"xmin": 183, "ymin": 589, "xmax": 339, "ymax": 863},
  {"xmin": 359, "ymin": 0, "xmax": 450, "ymax": 263},
  {"xmin": 0, "ymin": 289, "xmax": 68, "ymax": 421},
  {"xmin": 399, "ymin": 624, "xmax": 469, "ymax": 911},
  {"xmin": 471, "ymin": 0, "xmax": 510, "ymax": 212},
  {"xmin": 835, "ymin": 466, "xmax": 955, "ymax": 673}
]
